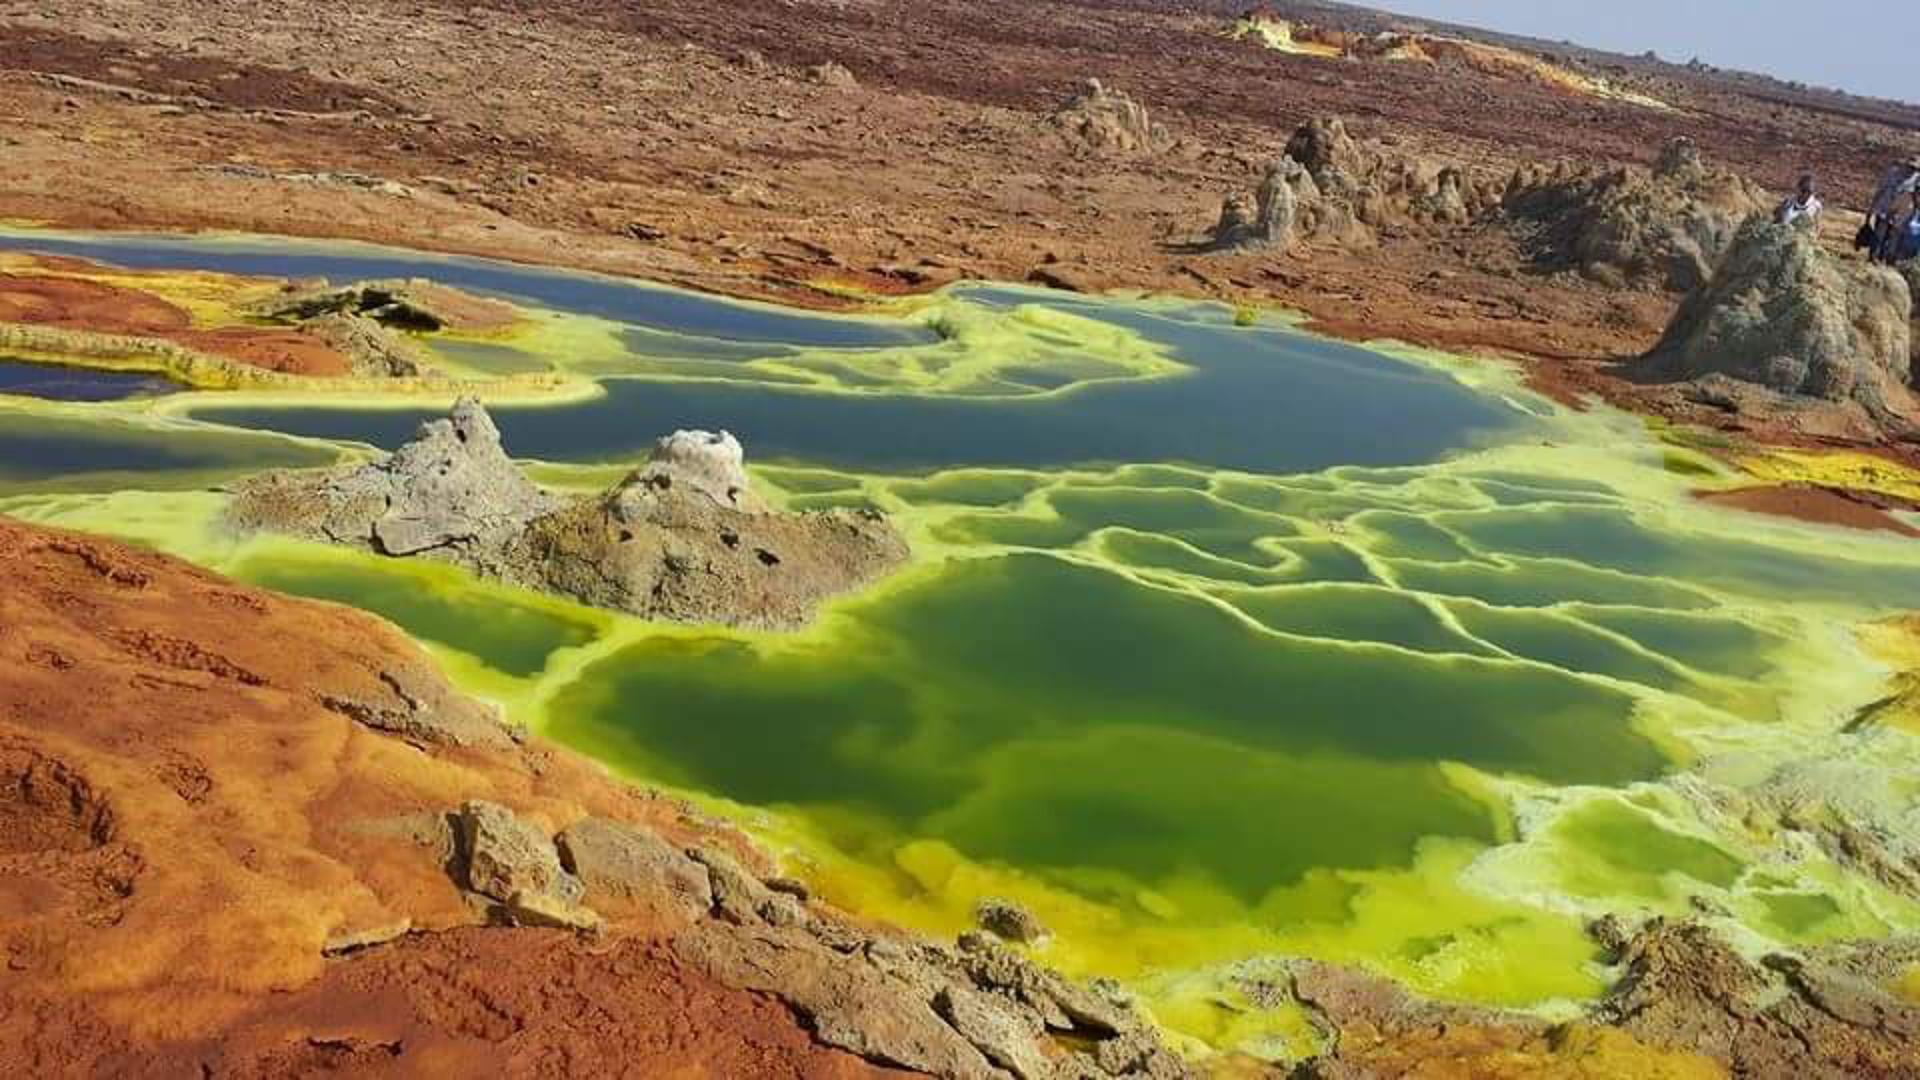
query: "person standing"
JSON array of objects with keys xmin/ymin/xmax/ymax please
[
  {"xmin": 1775, "ymin": 173, "xmax": 1823, "ymax": 228},
  {"xmin": 1868, "ymin": 156, "xmax": 1920, "ymax": 264},
  {"xmin": 1896, "ymin": 188, "xmax": 1920, "ymax": 264}
]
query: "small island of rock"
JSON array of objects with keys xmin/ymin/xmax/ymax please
[{"xmin": 228, "ymin": 399, "xmax": 909, "ymax": 629}]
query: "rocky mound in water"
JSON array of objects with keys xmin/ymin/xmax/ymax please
[
  {"xmin": 251, "ymin": 277, "xmax": 518, "ymax": 334},
  {"xmin": 1050, "ymin": 79, "xmax": 1170, "ymax": 157},
  {"xmin": 1501, "ymin": 136, "xmax": 1769, "ymax": 291},
  {"xmin": 244, "ymin": 278, "xmax": 519, "ymax": 379},
  {"xmin": 227, "ymin": 399, "xmax": 908, "ymax": 628},
  {"xmin": 229, "ymin": 398, "xmax": 558, "ymax": 557},
  {"xmin": 1209, "ymin": 116, "xmax": 1497, "ymax": 253},
  {"xmin": 1638, "ymin": 218, "xmax": 1916, "ymax": 436},
  {"xmin": 0, "ymin": 255, "xmax": 482, "ymax": 383},
  {"xmin": 0, "ymin": 515, "xmax": 1184, "ymax": 1077}
]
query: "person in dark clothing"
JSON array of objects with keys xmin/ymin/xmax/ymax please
[
  {"xmin": 1868, "ymin": 157, "xmax": 1920, "ymax": 264},
  {"xmin": 1893, "ymin": 189, "xmax": 1920, "ymax": 265}
]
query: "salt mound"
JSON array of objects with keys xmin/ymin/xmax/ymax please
[
  {"xmin": 227, "ymin": 396, "xmax": 556, "ymax": 558},
  {"xmin": 1211, "ymin": 116, "xmax": 1498, "ymax": 253},
  {"xmin": 1642, "ymin": 218, "xmax": 1916, "ymax": 429},
  {"xmin": 1502, "ymin": 137, "xmax": 1769, "ymax": 292},
  {"xmin": 1050, "ymin": 78, "xmax": 1169, "ymax": 156},
  {"xmin": 229, "ymin": 400, "xmax": 907, "ymax": 628},
  {"xmin": 637, "ymin": 429, "xmax": 761, "ymax": 512}
]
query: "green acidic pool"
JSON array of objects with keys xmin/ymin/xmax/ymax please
[{"xmin": 9, "ymin": 228, "xmax": 1920, "ymax": 1060}]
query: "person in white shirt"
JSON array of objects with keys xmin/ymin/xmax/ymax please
[{"xmin": 1775, "ymin": 173, "xmax": 1822, "ymax": 228}]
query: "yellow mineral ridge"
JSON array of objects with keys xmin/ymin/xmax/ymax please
[{"xmin": 1230, "ymin": 16, "xmax": 1671, "ymax": 111}]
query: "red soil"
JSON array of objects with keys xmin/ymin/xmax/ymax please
[
  {"xmin": 0, "ymin": 270, "xmax": 353, "ymax": 376},
  {"xmin": 0, "ymin": 272, "xmax": 190, "ymax": 334},
  {"xmin": 1696, "ymin": 485, "xmax": 1920, "ymax": 538}
]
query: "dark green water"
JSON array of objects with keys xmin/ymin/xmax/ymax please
[
  {"xmin": 236, "ymin": 556, "xmax": 598, "ymax": 678},
  {"xmin": 547, "ymin": 553, "xmax": 1664, "ymax": 898}
]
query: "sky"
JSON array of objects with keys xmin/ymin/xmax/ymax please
[{"xmin": 1374, "ymin": 1, "xmax": 1912, "ymax": 105}]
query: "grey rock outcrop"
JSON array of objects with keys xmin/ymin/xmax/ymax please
[
  {"xmin": 243, "ymin": 278, "xmax": 517, "ymax": 379},
  {"xmin": 976, "ymin": 897, "xmax": 1050, "ymax": 945},
  {"xmin": 316, "ymin": 657, "xmax": 520, "ymax": 750},
  {"xmin": 1051, "ymin": 79, "xmax": 1170, "ymax": 157},
  {"xmin": 455, "ymin": 799, "xmax": 598, "ymax": 930},
  {"xmin": 511, "ymin": 452, "xmax": 906, "ymax": 628},
  {"xmin": 1502, "ymin": 136, "xmax": 1769, "ymax": 291},
  {"xmin": 1641, "ymin": 218, "xmax": 1916, "ymax": 430},
  {"xmin": 805, "ymin": 61, "xmax": 858, "ymax": 88},
  {"xmin": 556, "ymin": 817, "xmax": 714, "ymax": 921},
  {"xmin": 458, "ymin": 799, "xmax": 566, "ymax": 900},
  {"xmin": 673, "ymin": 907, "xmax": 1189, "ymax": 1079},
  {"xmin": 370, "ymin": 401, "xmax": 556, "ymax": 556},
  {"xmin": 1210, "ymin": 116, "xmax": 1496, "ymax": 253},
  {"xmin": 935, "ymin": 986, "xmax": 1051, "ymax": 1080},
  {"xmin": 1593, "ymin": 918, "xmax": 1920, "ymax": 1077},
  {"xmin": 253, "ymin": 278, "xmax": 492, "ymax": 332},
  {"xmin": 229, "ymin": 398, "xmax": 557, "ymax": 560},
  {"xmin": 636, "ymin": 429, "xmax": 763, "ymax": 512},
  {"xmin": 228, "ymin": 400, "xmax": 908, "ymax": 629},
  {"xmin": 1284, "ymin": 116, "xmax": 1364, "ymax": 186},
  {"xmin": 1212, "ymin": 157, "xmax": 1308, "ymax": 251},
  {"xmin": 688, "ymin": 845, "xmax": 797, "ymax": 927},
  {"xmin": 955, "ymin": 932, "xmax": 1135, "ymax": 1037},
  {"xmin": 306, "ymin": 312, "xmax": 434, "ymax": 378},
  {"xmin": 1283, "ymin": 117, "xmax": 1492, "ymax": 231}
]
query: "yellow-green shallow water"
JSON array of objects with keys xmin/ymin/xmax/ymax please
[{"xmin": 6, "ymin": 227, "xmax": 1920, "ymax": 1061}]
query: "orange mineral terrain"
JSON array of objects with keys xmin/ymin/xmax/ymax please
[
  {"xmin": 0, "ymin": 518, "xmax": 893, "ymax": 1076},
  {"xmin": 0, "ymin": 255, "xmax": 355, "ymax": 377}
]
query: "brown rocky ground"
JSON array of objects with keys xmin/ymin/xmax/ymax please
[
  {"xmin": 0, "ymin": 0, "xmax": 1906, "ymax": 370},
  {"xmin": 3, "ymin": 1, "xmax": 1914, "ymax": 465},
  {"xmin": 0, "ymin": 251, "xmax": 541, "ymax": 382},
  {"xmin": 1694, "ymin": 484, "xmax": 1920, "ymax": 538}
]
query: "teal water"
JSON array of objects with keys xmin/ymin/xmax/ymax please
[
  {"xmin": 0, "ymin": 358, "xmax": 182, "ymax": 402},
  {"xmin": 0, "ymin": 410, "xmax": 335, "ymax": 489},
  {"xmin": 196, "ymin": 306, "xmax": 1518, "ymax": 472},
  {"xmin": 0, "ymin": 229, "xmax": 1521, "ymax": 472},
  {"xmin": 0, "ymin": 228, "xmax": 934, "ymax": 348}
]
